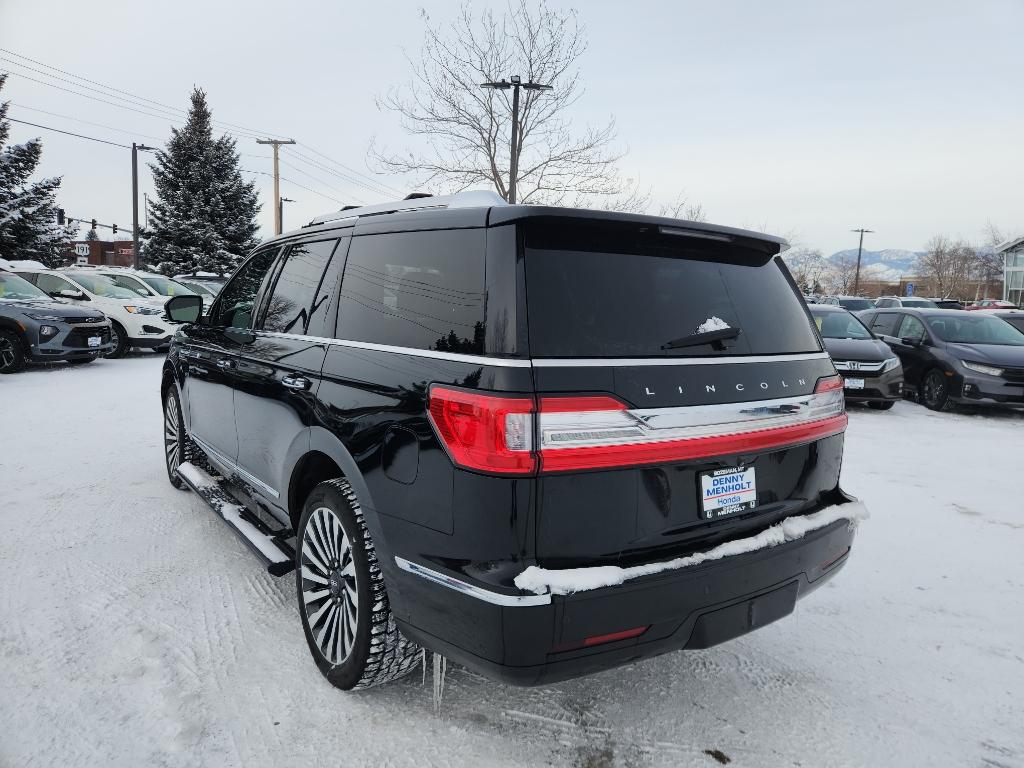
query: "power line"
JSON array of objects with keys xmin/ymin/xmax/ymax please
[
  {"xmin": 240, "ymin": 169, "xmax": 344, "ymax": 205},
  {"xmin": 278, "ymin": 156, "xmax": 367, "ymax": 204},
  {"xmin": 6, "ymin": 117, "xmax": 131, "ymax": 148},
  {"xmin": 283, "ymin": 147, "xmax": 391, "ymax": 199},
  {"xmin": 295, "ymin": 142, "xmax": 404, "ymax": 197},
  {"xmin": 10, "ymin": 102, "xmax": 165, "ymax": 141}
]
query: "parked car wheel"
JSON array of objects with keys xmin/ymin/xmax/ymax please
[
  {"xmin": 104, "ymin": 321, "xmax": 129, "ymax": 359},
  {"xmin": 920, "ymin": 368, "xmax": 952, "ymax": 411},
  {"xmin": 868, "ymin": 400, "xmax": 896, "ymax": 410},
  {"xmin": 162, "ymin": 389, "xmax": 200, "ymax": 490},
  {"xmin": 0, "ymin": 330, "xmax": 25, "ymax": 374},
  {"xmin": 295, "ymin": 479, "xmax": 421, "ymax": 691}
]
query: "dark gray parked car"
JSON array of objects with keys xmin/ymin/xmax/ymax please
[{"xmin": 0, "ymin": 272, "xmax": 113, "ymax": 373}]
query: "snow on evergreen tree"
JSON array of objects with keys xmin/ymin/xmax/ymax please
[
  {"xmin": 143, "ymin": 88, "xmax": 260, "ymax": 275},
  {"xmin": 85, "ymin": 227, "xmax": 99, "ymax": 241},
  {"xmin": 0, "ymin": 74, "xmax": 77, "ymax": 267}
]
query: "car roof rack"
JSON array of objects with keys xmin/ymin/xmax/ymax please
[{"xmin": 307, "ymin": 189, "xmax": 507, "ymax": 227}]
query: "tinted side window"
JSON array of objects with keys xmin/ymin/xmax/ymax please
[
  {"xmin": 212, "ymin": 249, "xmax": 279, "ymax": 329},
  {"xmin": 898, "ymin": 315, "xmax": 926, "ymax": 340},
  {"xmin": 35, "ymin": 273, "xmax": 75, "ymax": 295},
  {"xmin": 870, "ymin": 312, "xmax": 900, "ymax": 336},
  {"xmin": 260, "ymin": 239, "xmax": 339, "ymax": 335},
  {"xmin": 337, "ymin": 229, "xmax": 486, "ymax": 353},
  {"xmin": 107, "ymin": 274, "xmax": 150, "ymax": 296}
]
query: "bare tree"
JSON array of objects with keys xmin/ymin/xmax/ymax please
[
  {"xmin": 973, "ymin": 221, "xmax": 1008, "ymax": 298},
  {"xmin": 915, "ymin": 236, "xmax": 976, "ymax": 299},
  {"xmin": 374, "ymin": 2, "xmax": 630, "ymax": 205},
  {"xmin": 783, "ymin": 248, "xmax": 827, "ymax": 292},
  {"xmin": 657, "ymin": 192, "xmax": 707, "ymax": 222},
  {"xmin": 831, "ymin": 252, "xmax": 858, "ymax": 294}
]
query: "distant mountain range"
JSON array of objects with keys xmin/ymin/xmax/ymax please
[{"xmin": 825, "ymin": 249, "xmax": 923, "ymax": 281}]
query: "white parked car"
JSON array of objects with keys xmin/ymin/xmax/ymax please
[
  {"xmin": 88, "ymin": 267, "xmax": 211, "ymax": 312},
  {"xmin": 11, "ymin": 268, "xmax": 178, "ymax": 358}
]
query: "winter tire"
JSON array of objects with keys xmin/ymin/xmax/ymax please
[
  {"xmin": 163, "ymin": 389, "xmax": 199, "ymax": 489},
  {"xmin": 296, "ymin": 479, "xmax": 420, "ymax": 691},
  {"xmin": 105, "ymin": 322, "xmax": 129, "ymax": 359},
  {"xmin": 0, "ymin": 330, "xmax": 25, "ymax": 374},
  {"xmin": 920, "ymin": 368, "xmax": 952, "ymax": 411},
  {"xmin": 867, "ymin": 400, "xmax": 895, "ymax": 411}
]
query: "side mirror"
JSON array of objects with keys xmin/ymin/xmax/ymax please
[
  {"xmin": 59, "ymin": 289, "xmax": 86, "ymax": 300},
  {"xmin": 901, "ymin": 336, "xmax": 922, "ymax": 347},
  {"xmin": 166, "ymin": 294, "xmax": 203, "ymax": 324}
]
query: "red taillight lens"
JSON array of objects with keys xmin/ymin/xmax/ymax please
[
  {"xmin": 814, "ymin": 375, "xmax": 845, "ymax": 394},
  {"xmin": 428, "ymin": 386, "xmax": 536, "ymax": 475}
]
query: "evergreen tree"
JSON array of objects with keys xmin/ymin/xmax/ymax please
[
  {"xmin": 85, "ymin": 227, "xmax": 99, "ymax": 241},
  {"xmin": 0, "ymin": 74, "xmax": 76, "ymax": 267},
  {"xmin": 143, "ymin": 88, "xmax": 260, "ymax": 275}
]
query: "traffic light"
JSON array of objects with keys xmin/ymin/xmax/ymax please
[
  {"xmin": 112, "ymin": 224, "xmax": 118, "ymax": 234},
  {"xmin": 91, "ymin": 218, "xmax": 97, "ymax": 230},
  {"xmin": 56, "ymin": 208, "xmax": 65, "ymax": 225}
]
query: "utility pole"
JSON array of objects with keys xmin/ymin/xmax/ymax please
[
  {"xmin": 480, "ymin": 76, "xmax": 552, "ymax": 204},
  {"xmin": 257, "ymin": 138, "xmax": 297, "ymax": 234},
  {"xmin": 851, "ymin": 228, "xmax": 874, "ymax": 295},
  {"xmin": 279, "ymin": 197, "xmax": 295, "ymax": 232},
  {"xmin": 131, "ymin": 142, "xmax": 155, "ymax": 269}
]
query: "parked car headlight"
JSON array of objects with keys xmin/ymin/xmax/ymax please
[
  {"xmin": 962, "ymin": 360, "xmax": 1003, "ymax": 377},
  {"xmin": 123, "ymin": 305, "xmax": 163, "ymax": 315},
  {"xmin": 39, "ymin": 325, "xmax": 60, "ymax": 337},
  {"xmin": 882, "ymin": 356, "xmax": 901, "ymax": 372}
]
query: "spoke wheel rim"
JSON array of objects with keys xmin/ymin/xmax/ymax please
[
  {"xmin": 0, "ymin": 338, "xmax": 14, "ymax": 369},
  {"xmin": 301, "ymin": 506, "xmax": 358, "ymax": 666},
  {"xmin": 164, "ymin": 395, "xmax": 180, "ymax": 474},
  {"xmin": 924, "ymin": 372, "xmax": 945, "ymax": 406}
]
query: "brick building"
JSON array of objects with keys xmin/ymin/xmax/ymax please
[{"xmin": 63, "ymin": 240, "xmax": 135, "ymax": 267}]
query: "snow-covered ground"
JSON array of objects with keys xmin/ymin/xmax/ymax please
[{"xmin": 1, "ymin": 356, "xmax": 1022, "ymax": 768}]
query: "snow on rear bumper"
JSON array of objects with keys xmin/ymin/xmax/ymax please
[{"xmin": 393, "ymin": 497, "xmax": 863, "ymax": 685}]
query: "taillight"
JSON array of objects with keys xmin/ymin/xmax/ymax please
[
  {"xmin": 428, "ymin": 380, "xmax": 848, "ymax": 476},
  {"xmin": 427, "ymin": 386, "xmax": 536, "ymax": 474}
]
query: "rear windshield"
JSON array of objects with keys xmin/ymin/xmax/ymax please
[
  {"xmin": 902, "ymin": 299, "xmax": 937, "ymax": 308},
  {"xmin": 523, "ymin": 220, "xmax": 821, "ymax": 358}
]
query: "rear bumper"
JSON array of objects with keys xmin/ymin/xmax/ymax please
[{"xmin": 393, "ymin": 501, "xmax": 859, "ymax": 686}]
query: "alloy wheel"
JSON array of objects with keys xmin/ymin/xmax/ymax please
[
  {"xmin": 0, "ymin": 336, "xmax": 14, "ymax": 370},
  {"xmin": 923, "ymin": 371, "xmax": 946, "ymax": 408},
  {"xmin": 164, "ymin": 394, "xmax": 181, "ymax": 475},
  {"xmin": 300, "ymin": 507, "xmax": 359, "ymax": 666}
]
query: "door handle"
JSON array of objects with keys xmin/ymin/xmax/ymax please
[
  {"xmin": 216, "ymin": 358, "xmax": 236, "ymax": 370},
  {"xmin": 281, "ymin": 375, "xmax": 311, "ymax": 391}
]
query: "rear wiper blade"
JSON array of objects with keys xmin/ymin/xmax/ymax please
[{"xmin": 662, "ymin": 327, "xmax": 742, "ymax": 350}]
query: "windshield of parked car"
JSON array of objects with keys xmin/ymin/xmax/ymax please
[
  {"xmin": 65, "ymin": 273, "xmax": 142, "ymax": 299},
  {"xmin": 838, "ymin": 298, "xmax": 875, "ymax": 311},
  {"xmin": 179, "ymin": 280, "xmax": 215, "ymax": 297},
  {"xmin": 925, "ymin": 314, "xmax": 1024, "ymax": 346},
  {"xmin": 141, "ymin": 275, "xmax": 196, "ymax": 297},
  {"xmin": 1001, "ymin": 316, "xmax": 1024, "ymax": 333},
  {"xmin": 812, "ymin": 309, "xmax": 873, "ymax": 339},
  {"xmin": 0, "ymin": 272, "xmax": 49, "ymax": 300}
]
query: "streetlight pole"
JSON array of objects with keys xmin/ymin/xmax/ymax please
[
  {"xmin": 480, "ymin": 76, "xmax": 553, "ymax": 204},
  {"xmin": 279, "ymin": 197, "xmax": 295, "ymax": 232},
  {"xmin": 132, "ymin": 142, "xmax": 156, "ymax": 270},
  {"xmin": 851, "ymin": 228, "xmax": 874, "ymax": 295}
]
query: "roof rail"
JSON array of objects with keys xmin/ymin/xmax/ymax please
[{"xmin": 307, "ymin": 189, "xmax": 507, "ymax": 227}]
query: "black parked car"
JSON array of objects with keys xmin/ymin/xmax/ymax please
[
  {"xmin": 809, "ymin": 305, "xmax": 902, "ymax": 409},
  {"xmin": 859, "ymin": 307, "xmax": 1024, "ymax": 410},
  {"xmin": 0, "ymin": 272, "xmax": 113, "ymax": 373},
  {"xmin": 161, "ymin": 191, "xmax": 860, "ymax": 690}
]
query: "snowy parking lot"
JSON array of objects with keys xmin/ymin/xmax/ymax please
[{"xmin": 1, "ymin": 355, "xmax": 1022, "ymax": 768}]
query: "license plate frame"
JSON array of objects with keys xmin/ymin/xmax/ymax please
[
  {"xmin": 699, "ymin": 466, "xmax": 757, "ymax": 520},
  {"xmin": 88, "ymin": 336, "xmax": 102, "ymax": 348},
  {"xmin": 843, "ymin": 377, "xmax": 865, "ymax": 389}
]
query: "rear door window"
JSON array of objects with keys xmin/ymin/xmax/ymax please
[
  {"xmin": 337, "ymin": 229, "xmax": 486, "ymax": 353},
  {"xmin": 869, "ymin": 312, "xmax": 901, "ymax": 337},
  {"xmin": 523, "ymin": 220, "xmax": 820, "ymax": 358},
  {"xmin": 259, "ymin": 239, "xmax": 340, "ymax": 335}
]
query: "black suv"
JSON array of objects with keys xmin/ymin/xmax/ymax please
[{"xmin": 161, "ymin": 192, "xmax": 861, "ymax": 690}]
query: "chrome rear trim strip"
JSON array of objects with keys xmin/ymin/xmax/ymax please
[
  {"xmin": 395, "ymin": 556, "xmax": 551, "ymax": 606},
  {"xmin": 531, "ymin": 352, "xmax": 830, "ymax": 367}
]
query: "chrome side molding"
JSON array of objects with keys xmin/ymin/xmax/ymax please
[{"xmin": 394, "ymin": 556, "xmax": 551, "ymax": 606}]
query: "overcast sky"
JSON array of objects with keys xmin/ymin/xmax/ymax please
[{"xmin": 2, "ymin": 0, "xmax": 1021, "ymax": 255}]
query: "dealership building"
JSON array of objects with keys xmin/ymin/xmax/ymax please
[{"xmin": 998, "ymin": 236, "xmax": 1024, "ymax": 307}]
